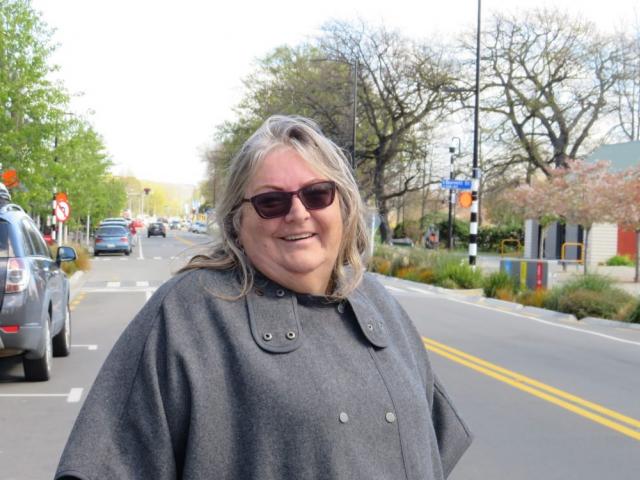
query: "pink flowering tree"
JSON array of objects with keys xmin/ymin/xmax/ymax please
[
  {"xmin": 502, "ymin": 160, "xmax": 621, "ymax": 274},
  {"xmin": 609, "ymin": 165, "xmax": 640, "ymax": 282}
]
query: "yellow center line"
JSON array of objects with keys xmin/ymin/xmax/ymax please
[
  {"xmin": 423, "ymin": 337, "xmax": 640, "ymax": 441},
  {"xmin": 175, "ymin": 236, "xmax": 196, "ymax": 247}
]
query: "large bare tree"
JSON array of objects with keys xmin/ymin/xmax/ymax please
[{"xmin": 475, "ymin": 8, "xmax": 627, "ymax": 177}]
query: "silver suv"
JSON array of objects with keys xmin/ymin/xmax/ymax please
[{"xmin": 0, "ymin": 202, "xmax": 76, "ymax": 381}]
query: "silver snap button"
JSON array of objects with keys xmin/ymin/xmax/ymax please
[
  {"xmin": 339, "ymin": 412, "xmax": 349, "ymax": 424},
  {"xmin": 385, "ymin": 412, "xmax": 396, "ymax": 423},
  {"xmin": 263, "ymin": 332, "xmax": 273, "ymax": 341},
  {"xmin": 286, "ymin": 331, "xmax": 296, "ymax": 340},
  {"xmin": 275, "ymin": 289, "xmax": 285, "ymax": 297},
  {"xmin": 337, "ymin": 303, "xmax": 345, "ymax": 313},
  {"xmin": 367, "ymin": 323, "xmax": 374, "ymax": 331}
]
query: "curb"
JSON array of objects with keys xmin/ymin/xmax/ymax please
[
  {"xmin": 69, "ymin": 270, "xmax": 84, "ymax": 301},
  {"xmin": 376, "ymin": 273, "xmax": 640, "ymax": 330},
  {"xmin": 579, "ymin": 316, "xmax": 640, "ymax": 331}
]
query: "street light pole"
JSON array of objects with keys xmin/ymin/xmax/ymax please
[
  {"xmin": 469, "ymin": 0, "xmax": 482, "ymax": 267},
  {"xmin": 447, "ymin": 146, "xmax": 456, "ymax": 250}
]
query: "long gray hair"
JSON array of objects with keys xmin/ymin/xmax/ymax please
[{"xmin": 180, "ymin": 115, "xmax": 369, "ymax": 300}]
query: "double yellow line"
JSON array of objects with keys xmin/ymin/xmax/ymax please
[{"xmin": 423, "ymin": 336, "xmax": 640, "ymax": 442}]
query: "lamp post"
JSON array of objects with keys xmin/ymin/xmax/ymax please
[
  {"xmin": 469, "ymin": 0, "xmax": 482, "ymax": 267},
  {"xmin": 447, "ymin": 138, "xmax": 462, "ymax": 250}
]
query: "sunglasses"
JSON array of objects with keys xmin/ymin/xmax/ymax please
[{"xmin": 242, "ymin": 181, "xmax": 337, "ymax": 219}]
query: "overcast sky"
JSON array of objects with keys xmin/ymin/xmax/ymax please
[{"xmin": 31, "ymin": 0, "xmax": 639, "ymax": 186}]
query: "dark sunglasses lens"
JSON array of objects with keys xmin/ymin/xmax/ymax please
[
  {"xmin": 252, "ymin": 192, "xmax": 291, "ymax": 218},
  {"xmin": 300, "ymin": 182, "xmax": 335, "ymax": 209}
]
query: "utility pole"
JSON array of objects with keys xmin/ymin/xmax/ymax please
[
  {"xmin": 447, "ymin": 146, "xmax": 456, "ymax": 250},
  {"xmin": 469, "ymin": 0, "xmax": 482, "ymax": 267}
]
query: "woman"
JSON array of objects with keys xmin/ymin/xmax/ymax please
[{"xmin": 55, "ymin": 115, "xmax": 472, "ymax": 479}]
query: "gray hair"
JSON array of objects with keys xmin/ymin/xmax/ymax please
[{"xmin": 180, "ymin": 115, "xmax": 369, "ymax": 300}]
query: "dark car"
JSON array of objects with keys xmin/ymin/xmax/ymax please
[
  {"xmin": 94, "ymin": 225, "xmax": 131, "ymax": 256},
  {"xmin": 147, "ymin": 222, "xmax": 166, "ymax": 238},
  {"xmin": 0, "ymin": 203, "xmax": 77, "ymax": 381}
]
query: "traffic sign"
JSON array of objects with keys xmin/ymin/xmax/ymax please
[
  {"xmin": 55, "ymin": 200, "xmax": 70, "ymax": 222},
  {"xmin": 440, "ymin": 179, "xmax": 472, "ymax": 190},
  {"xmin": 458, "ymin": 191, "xmax": 473, "ymax": 208},
  {"xmin": 55, "ymin": 192, "xmax": 68, "ymax": 203}
]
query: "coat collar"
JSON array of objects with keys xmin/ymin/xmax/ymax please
[{"xmin": 246, "ymin": 273, "xmax": 388, "ymax": 353}]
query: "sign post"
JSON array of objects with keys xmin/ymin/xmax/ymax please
[{"xmin": 54, "ymin": 193, "xmax": 70, "ymax": 245}]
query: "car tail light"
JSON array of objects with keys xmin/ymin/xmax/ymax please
[
  {"xmin": 0, "ymin": 325, "xmax": 19, "ymax": 333},
  {"xmin": 95, "ymin": 238, "xmax": 103, "ymax": 243},
  {"xmin": 5, "ymin": 258, "xmax": 30, "ymax": 293},
  {"xmin": 120, "ymin": 237, "xmax": 129, "ymax": 243}
]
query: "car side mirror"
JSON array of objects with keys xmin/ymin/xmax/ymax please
[{"xmin": 56, "ymin": 246, "xmax": 77, "ymax": 265}]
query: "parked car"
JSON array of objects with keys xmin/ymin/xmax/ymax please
[
  {"xmin": 147, "ymin": 222, "xmax": 166, "ymax": 238},
  {"xmin": 94, "ymin": 225, "xmax": 132, "ymax": 256},
  {"xmin": 100, "ymin": 219, "xmax": 135, "ymax": 249},
  {"xmin": 0, "ymin": 202, "xmax": 77, "ymax": 381}
]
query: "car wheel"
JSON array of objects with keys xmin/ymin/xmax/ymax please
[
  {"xmin": 125, "ymin": 249, "xmax": 130, "ymax": 256},
  {"xmin": 23, "ymin": 314, "xmax": 53, "ymax": 382},
  {"xmin": 52, "ymin": 304, "xmax": 71, "ymax": 357},
  {"xmin": 94, "ymin": 251, "xmax": 99, "ymax": 257},
  {"xmin": 162, "ymin": 233, "xmax": 166, "ymax": 238},
  {"xmin": 147, "ymin": 234, "xmax": 151, "ymax": 238}
]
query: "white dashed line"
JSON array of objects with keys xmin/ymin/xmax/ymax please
[
  {"xmin": 106, "ymin": 281, "xmax": 120, "ymax": 288},
  {"xmin": 67, "ymin": 388, "xmax": 83, "ymax": 403},
  {"xmin": 72, "ymin": 344, "xmax": 98, "ymax": 350},
  {"xmin": 136, "ymin": 281, "xmax": 149, "ymax": 287}
]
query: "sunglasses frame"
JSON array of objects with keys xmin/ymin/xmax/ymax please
[{"xmin": 242, "ymin": 180, "xmax": 337, "ymax": 219}]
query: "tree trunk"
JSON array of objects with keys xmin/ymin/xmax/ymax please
[{"xmin": 378, "ymin": 201, "xmax": 392, "ymax": 244}]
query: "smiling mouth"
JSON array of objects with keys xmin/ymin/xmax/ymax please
[{"xmin": 282, "ymin": 233, "xmax": 316, "ymax": 241}]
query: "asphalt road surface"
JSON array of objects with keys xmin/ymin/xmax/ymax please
[{"xmin": 1, "ymin": 230, "xmax": 638, "ymax": 479}]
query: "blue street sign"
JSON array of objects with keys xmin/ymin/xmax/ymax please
[{"xmin": 440, "ymin": 179, "xmax": 472, "ymax": 190}]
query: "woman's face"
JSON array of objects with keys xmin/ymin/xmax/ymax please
[{"xmin": 238, "ymin": 147, "xmax": 343, "ymax": 295}]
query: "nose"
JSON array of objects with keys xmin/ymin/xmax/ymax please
[{"xmin": 285, "ymin": 194, "xmax": 310, "ymax": 221}]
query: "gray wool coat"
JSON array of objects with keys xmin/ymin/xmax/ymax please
[{"xmin": 55, "ymin": 268, "xmax": 472, "ymax": 480}]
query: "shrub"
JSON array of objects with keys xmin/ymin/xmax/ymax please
[
  {"xmin": 605, "ymin": 255, "xmax": 635, "ymax": 267},
  {"xmin": 556, "ymin": 289, "xmax": 633, "ymax": 319},
  {"xmin": 48, "ymin": 242, "xmax": 92, "ymax": 276},
  {"xmin": 626, "ymin": 301, "xmax": 640, "ymax": 324},
  {"xmin": 616, "ymin": 299, "xmax": 640, "ymax": 323},
  {"xmin": 483, "ymin": 271, "xmax": 518, "ymax": 298},
  {"xmin": 495, "ymin": 287, "xmax": 517, "ymax": 302},
  {"xmin": 558, "ymin": 274, "xmax": 615, "ymax": 294},
  {"xmin": 517, "ymin": 289, "xmax": 550, "ymax": 308},
  {"xmin": 369, "ymin": 257, "xmax": 391, "ymax": 275},
  {"xmin": 434, "ymin": 261, "xmax": 483, "ymax": 289}
]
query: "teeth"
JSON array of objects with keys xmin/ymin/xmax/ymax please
[{"xmin": 284, "ymin": 233, "xmax": 314, "ymax": 241}]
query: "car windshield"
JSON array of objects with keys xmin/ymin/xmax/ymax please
[
  {"xmin": 0, "ymin": 221, "xmax": 15, "ymax": 257},
  {"xmin": 97, "ymin": 226, "xmax": 127, "ymax": 236}
]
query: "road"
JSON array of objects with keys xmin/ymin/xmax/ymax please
[{"xmin": 1, "ymin": 230, "xmax": 639, "ymax": 479}]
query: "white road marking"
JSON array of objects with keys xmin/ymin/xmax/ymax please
[
  {"xmin": 385, "ymin": 282, "xmax": 640, "ymax": 348},
  {"xmin": 0, "ymin": 388, "xmax": 84, "ymax": 403},
  {"xmin": 137, "ymin": 235, "xmax": 144, "ymax": 260},
  {"xmin": 67, "ymin": 388, "xmax": 83, "ymax": 403},
  {"xmin": 136, "ymin": 281, "xmax": 149, "ymax": 287},
  {"xmin": 72, "ymin": 344, "xmax": 98, "ymax": 350},
  {"xmin": 106, "ymin": 281, "xmax": 120, "ymax": 288},
  {"xmin": 153, "ymin": 256, "xmax": 162, "ymax": 260},
  {"xmin": 81, "ymin": 287, "xmax": 157, "ymax": 294},
  {"xmin": 384, "ymin": 285, "xmax": 406, "ymax": 293},
  {"xmin": 119, "ymin": 257, "xmax": 127, "ymax": 261}
]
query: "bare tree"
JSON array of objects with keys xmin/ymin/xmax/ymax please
[
  {"xmin": 475, "ymin": 8, "xmax": 627, "ymax": 177},
  {"xmin": 320, "ymin": 20, "xmax": 462, "ymax": 242}
]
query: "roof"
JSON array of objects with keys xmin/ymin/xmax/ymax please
[{"xmin": 587, "ymin": 141, "xmax": 640, "ymax": 171}]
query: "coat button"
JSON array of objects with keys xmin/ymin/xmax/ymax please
[
  {"xmin": 337, "ymin": 302, "xmax": 345, "ymax": 313},
  {"xmin": 385, "ymin": 412, "xmax": 396, "ymax": 423},
  {"xmin": 275, "ymin": 289, "xmax": 285, "ymax": 297},
  {"xmin": 263, "ymin": 333, "xmax": 273, "ymax": 341},
  {"xmin": 339, "ymin": 412, "xmax": 349, "ymax": 424},
  {"xmin": 286, "ymin": 331, "xmax": 296, "ymax": 340},
  {"xmin": 367, "ymin": 323, "xmax": 374, "ymax": 331}
]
